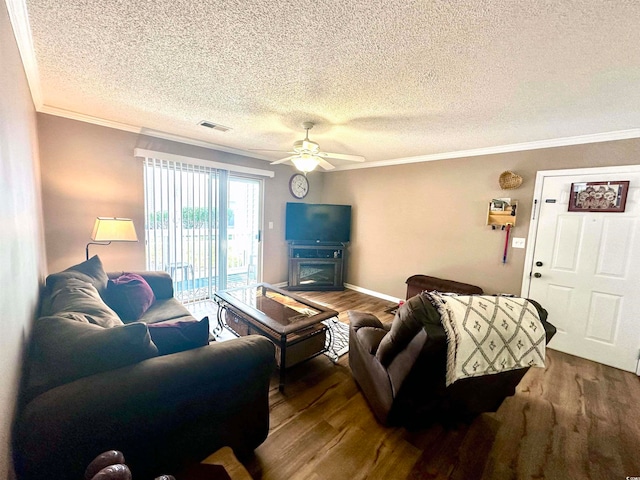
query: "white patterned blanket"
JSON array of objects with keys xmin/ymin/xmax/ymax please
[{"xmin": 425, "ymin": 292, "xmax": 547, "ymax": 386}]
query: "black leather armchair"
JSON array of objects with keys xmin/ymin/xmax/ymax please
[{"xmin": 348, "ymin": 276, "xmax": 556, "ymax": 427}]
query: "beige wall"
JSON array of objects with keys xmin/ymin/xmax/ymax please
[
  {"xmin": 38, "ymin": 113, "xmax": 640, "ymax": 300},
  {"xmin": 0, "ymin": 2, "xmax": 46, "ymax": 478},
  {"xmin": 322, "ymin": 139, "xmax": 640, "ymax": 298},
  {"xmin": 38, "ymin": 114, "xmax": 325, "ymax": 280}
]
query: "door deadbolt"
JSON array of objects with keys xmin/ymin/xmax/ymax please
[
  {"xmin": 535, "ymin": 261, "xmax": 543, "ymax": 267},
  {"xmin": 534, "ymin": 272, "xmax": 542, "ymax": 278}
]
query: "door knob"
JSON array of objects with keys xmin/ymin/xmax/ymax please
[
  {"xmin": 534, "ymin": 272, "xmax": 542, "ymax": 278},
  {"xmin": 535, "ymin": 261, "xmax": 543, "ymax": 267}
]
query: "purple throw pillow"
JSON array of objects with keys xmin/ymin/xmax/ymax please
[
  {"xmin": 106, "ymin": 273, "xmax": 156, "ymax": 322},
  {"xmin": 147, "ymin": 317, "xmax": 210, "ymax": 355}
]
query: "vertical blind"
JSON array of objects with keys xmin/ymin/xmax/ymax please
[
  {"xmin": 138, "ymin": 149, "xmax": 271, "ymax": 304},
  {"xmin": 143, "ymin": 157, "xmax": 218, "ymax": 303}
]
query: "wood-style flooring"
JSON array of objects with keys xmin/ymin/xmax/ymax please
[{"xmin": 201, "ymin": 289, "xmax": 640, "ymax": 480}]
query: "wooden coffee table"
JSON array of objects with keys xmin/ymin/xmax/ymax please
[{"xmin": 214, "ymin": 283, "xmax": 338, "ymax": 391}]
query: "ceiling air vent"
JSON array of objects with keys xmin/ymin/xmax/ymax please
[{"xmin": 198, "ymin": 120, "xmax": 232, "ymax": 132}]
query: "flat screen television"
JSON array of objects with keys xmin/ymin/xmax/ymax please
[{"xmin": 285, "ymin": 203, "xmax": 352, "ymax": 243}]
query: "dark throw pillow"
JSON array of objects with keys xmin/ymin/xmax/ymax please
[
  {"xmin": 44, "ymin": 278, "xmax": 123, "ymax": 327},
  {"xmin": 106, "ymin": 273, "xmax": 156, "ymax": 322},
  {"xmin": 27, "ymin": 317, "xmax": 159, "ymax": 394},
  {"xmin": 45, "ymin": 255, "xmax": 109, "ymax": 295},
  {"xmin": 147, "ymin": 317, "xmax": 210, "ymax": 355}
]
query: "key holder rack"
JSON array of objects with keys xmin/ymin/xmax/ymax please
[
  {"xmin": 487, "ymin": 198, "xmax": 518, "ymax": 228},
  {"xmin": 487, "ymin": 198, "xmax": 518, "ymax": 264}
]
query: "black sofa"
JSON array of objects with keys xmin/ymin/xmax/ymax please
[{"xmin": 13, "ymin": 256, "xmax": 276, "ymax": 479}]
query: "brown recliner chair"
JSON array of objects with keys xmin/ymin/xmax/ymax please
[{"xmin": 348, "ymin": 275, "xmax": 556, "ymax": 427}]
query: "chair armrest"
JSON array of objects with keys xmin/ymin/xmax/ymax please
[
  {"xmin": 355, "ymin": 327, "xmax": 388, "ymax": 355},
  {"xmin": 348, "ymin": 311, "xmax": 388, "ymax": 331},
  {"xmin": 348, "ymin": 311, "xmax": 390, "ymax": 354},
  {"xmin": 15, "ymin": 336, "xmax": 276, "ymax": 480},
  {"xmin": 527, "ymin": 298, "xmax": 557, "ymax": 343}
]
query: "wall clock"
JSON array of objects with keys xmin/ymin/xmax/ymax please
[{"xmin": 289, "ymin": 173, "xmax": 309, "ymax": 199}]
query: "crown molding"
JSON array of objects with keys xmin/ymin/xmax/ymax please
[
  {"xmin": 38, "ymin": 105, "xmax": 272, "ymax": 161},
  {"xmin": 38, "ymin": 105, "xmax": 141, "ymax": 133},
  {"xmin": 31, "ymin": 104, "xmax": 640, "ymax": 172},
  {"xmin": 331, "ymin": 128, "xmax": 640, "ymax": 171},
  {"xmin": 6, "ymin": 0, "xmax": 42, "ymax": 108},
  {"xmin": 138, "ymin": 128, "xmax": 272, "ymax": 161}
]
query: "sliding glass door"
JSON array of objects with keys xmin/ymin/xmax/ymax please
[
  {"xmin": 226, "ymin": 175, "xmax": 261, "ymax": 288},
  {"xmin": 143, "ymin": 159, "xmax": 262, "ymax": 303}
]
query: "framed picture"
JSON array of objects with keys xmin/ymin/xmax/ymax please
[{"xmin": 568, "ymin": 180, "xmax": 630, "ymax": 212}]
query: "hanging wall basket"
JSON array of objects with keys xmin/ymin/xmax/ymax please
[{"xmin": 499, "ymin": 171, "xmax": 523, "ymax": 190}]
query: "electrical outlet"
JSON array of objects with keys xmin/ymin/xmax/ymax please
[
  {"xmin": 512, "ymin": 237, "xmax": 526, "ymax": 249},
  {"xmin": 268, "ymin": 221, "xmax": 273, "ymax": 229}
]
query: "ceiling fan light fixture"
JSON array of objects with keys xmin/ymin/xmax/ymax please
[
  {"xmin": 293, "ymin": 139, "xmax": 320, "ymax": 154},
  {"xmin": 291, "ymin": 153, "xmax": 320, "ymax": 173}
]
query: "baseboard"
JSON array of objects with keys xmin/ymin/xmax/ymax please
[
  {"xmin": 344, "ymin": 283, "xmax": 402, "ymax": 304},
  {"xmin": 272, "ymin": 281, "xmax": 401, "ymax": 304}
]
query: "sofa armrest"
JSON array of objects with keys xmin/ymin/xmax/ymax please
[
  {"xmin": 108, "ymin": 271, "xmax": 174, "ymax": 299},
  {"xmin": 15, "ymin": 336, "xmax": 276, "ymax": 480}
]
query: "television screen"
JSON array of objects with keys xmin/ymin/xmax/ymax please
[{"xmin": 285, "ymin": 203, "xmax": 351, "ymax": 243}]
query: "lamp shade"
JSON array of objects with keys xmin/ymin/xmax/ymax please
[{"xmin": 91, "ymin": 217, "xmax": 138, "ymax": 242}]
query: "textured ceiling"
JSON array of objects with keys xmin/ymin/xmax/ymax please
[{"xmin": 20, "ymin": 0, "xmax": 640, "ymax": 168}]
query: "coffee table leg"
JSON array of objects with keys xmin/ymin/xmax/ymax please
[
  {"xmin": 279, "ymin": 338, "xmax": 287, "ymax": 392},
  {"xmin": 213, "ymin": 303, "xmax": 225, "ymax": 337}
]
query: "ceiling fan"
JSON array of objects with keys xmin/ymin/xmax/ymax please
[{"xmin": 260, "ymin": 122, "xmax": 365, "ymax": 173}]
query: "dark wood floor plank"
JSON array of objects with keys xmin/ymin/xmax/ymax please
[{"xmin": 200, "ymin": 289, "xmax": 640, "ymax": 480}]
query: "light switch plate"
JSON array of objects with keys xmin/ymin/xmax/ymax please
[{"xmin": 512, "ymin": 237, "xmax": 526, "ymax": 249}]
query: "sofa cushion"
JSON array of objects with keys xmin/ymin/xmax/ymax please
[
  {"xmin": 147, "ymin": 317, "xmax": 210, "ymax": 355},
  {"xmin": 105, "ymin": 273, "xmax": 156, "ymax": 322},
  {"xmin": 27, "ymin": 317, "xmax": 159, "ymax": 396},
  {"xmin": 138, "ymin": 297, "xmax": 197, "ymax": 325},
  {"xmin": 42, "ymin": 278, "xmax": 123, "ymax": 327},
  {"xmin": 45, "ymin": 255, "xmax": 109, "ymax": 296}
]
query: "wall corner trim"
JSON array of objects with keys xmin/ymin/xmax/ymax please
[{"xmin": 6, "ymin": 0, "xmax": 43, "ymax": 109}]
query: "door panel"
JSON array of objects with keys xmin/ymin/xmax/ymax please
[
  {"xmin": 551, "ymin": 215, "xmax": 582, "ymax": 270},
  {"xmin": 545, "ymin": 285, "xmax": 572, "ymax": 334},
  {"xmin": 527, "ymin": 171, "xmax": 640, "ymax": 372},
  {"xmin": 597, "ymin": 217, "xmax": 633, "ymax": 276},
  {"xmin": 585, "ymin": 292, "xmax": 620, "ymax": 343}
]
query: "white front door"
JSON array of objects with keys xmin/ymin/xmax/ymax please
[{"xmin": 523, "ymin": 167, "xmax": 640, "ymax": 373}]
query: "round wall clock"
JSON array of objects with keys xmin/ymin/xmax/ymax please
[{"xmin": 289, "ymin": 173, "xmax": 309, "ymax": 199}]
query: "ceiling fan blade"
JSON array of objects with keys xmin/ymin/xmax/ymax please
[
  {"xmin": 270, "ymin": 155, "xmax": 296, "ymax": 165},
  {"xmin": 249, "ymin": 148, "xmax": 294, "ymax": 153},
  {"xmin": 318, "ymin": 151, "xmax": 366, "ymax": 162},
  {"xmin": 318, "ymin": 159, "xmax": 335, "ymax": 170}
]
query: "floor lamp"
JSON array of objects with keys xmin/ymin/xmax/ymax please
[{"xmin": 86, "ymin": 217, "xmax": 138, "ymax": 260}]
